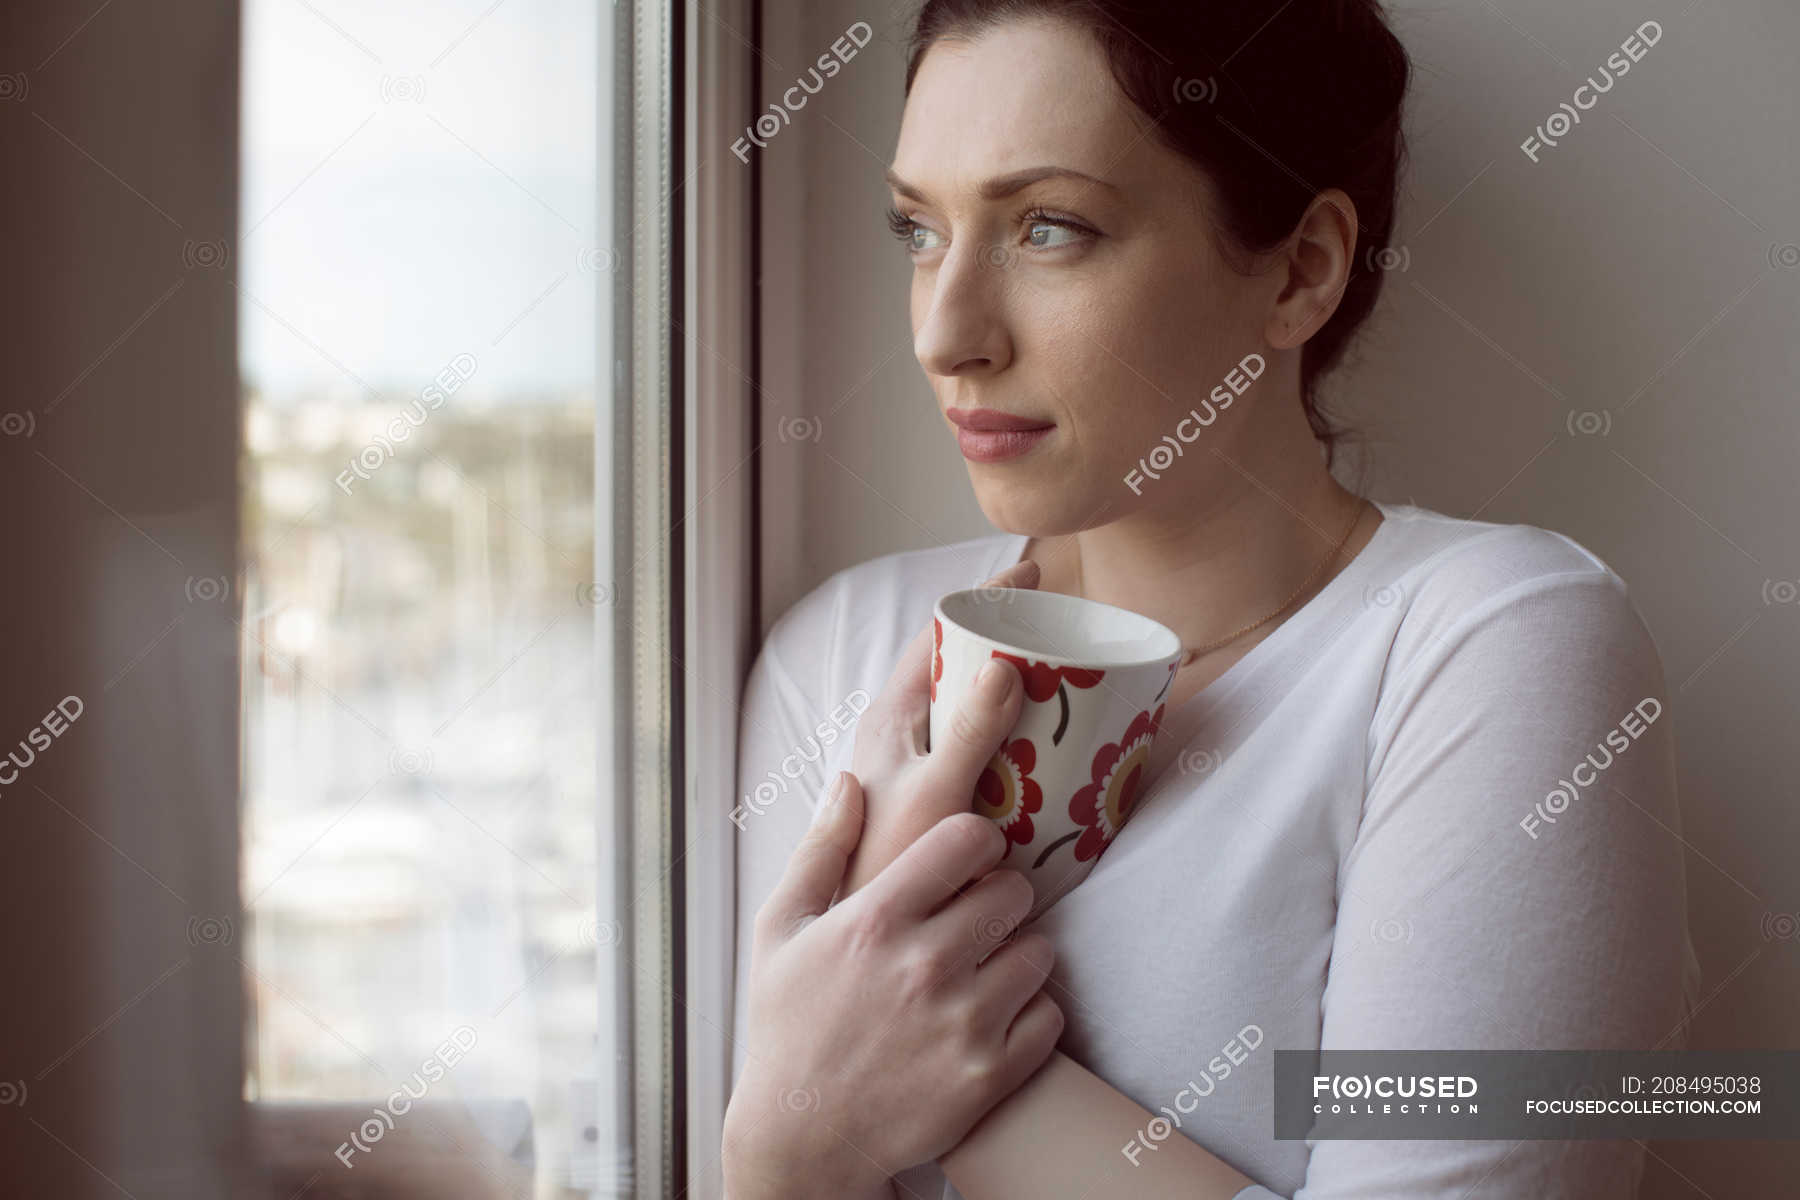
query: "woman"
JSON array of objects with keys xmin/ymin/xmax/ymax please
[{"xmin": 725, "ymin": 2, "xmax": 1703, "ymax": 1197}]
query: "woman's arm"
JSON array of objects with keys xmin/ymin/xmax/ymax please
[
  {"xmin": 730, "ymin": 597, "xmax": 840, "ymax": 1099},
  {"xmin": 728, "ymin": 578, "xmax": 1067, "ymax": 1197},
  {"xmin": 939, "ymin": 1051, "xmax": 1259, "ymax": 1200},
  {"xmin": 839, "ymin": 560, "xmax": 1041, "ymax": 900},
  {"xmin": 945, "ymin": 565, "xmax": 1698, "ymax": 1198},
  {"xmin": 1273, "ymin": 567, "xmax": 1697, "ymax": 1195},
  {"xmin": 728, "ymin": 777, "xmax": 1065, "ymax": 1200}
]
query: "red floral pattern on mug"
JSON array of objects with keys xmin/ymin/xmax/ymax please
[
  {"xmin": 1068, "ymin": 704, "xmax": 1165, "ymax": 863},
  {"xmin": 974, "ymin": 736, "xmax": 1043, "ymax": 858},
  {"xmin": 988, "ymin": 651, "xmax": 1106, "ymax": 703},
  {"xmin": 930, "ymin": 618, "xmax": 943, "ymax": 703}
]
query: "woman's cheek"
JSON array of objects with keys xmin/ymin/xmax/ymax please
[{"xmin": 1052, "ymin": 407, "xmax": 1160, "ymax": 501}]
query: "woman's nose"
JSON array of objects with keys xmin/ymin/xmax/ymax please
[{"xmin": 913, "ymin": 247, "xmax": 1012, "ymax": 378}]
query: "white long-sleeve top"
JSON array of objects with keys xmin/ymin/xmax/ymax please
[{"xmin": 729, "ymin": 500, "xmax": 1704, "ymax": 1199}]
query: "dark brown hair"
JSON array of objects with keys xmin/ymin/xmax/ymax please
[{"xmin": 904, "ymin": 0, "xmax": 1412, "ymax": 470}]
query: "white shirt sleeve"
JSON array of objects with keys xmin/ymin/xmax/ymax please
[
  {"xmin": 1260, "ymin": 568, "xmax": 1692, "ymax": 1194},
  {"xmin": 729, "ymin": 590, "xmax": 843, "ymax": 1098},
  {"xmin": 1260, "ymin": 569, "xmax": 1701, "ymax": 1198}
]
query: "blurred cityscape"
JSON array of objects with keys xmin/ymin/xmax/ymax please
[{"xmin": 239, "ymin": 379, "xmax": 606, "ymax": 1195}]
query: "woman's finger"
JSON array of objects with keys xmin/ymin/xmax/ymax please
[
  {"xmin": 984, "ymin": 557, "xmax": 1042, "ymax": 592},
  {"xmin": 862, "ymin": 560, "xmax": 1044, "ymax": 764},
  {"xmin": 1003, "ymin": 989, "xmax": 1065, "ymax": 1065},
  {"xmin": 756, "ymin": 771, "xmax": 863, "ymax": 943},
  {"xmin": 852, "ymin": 811, "xmax": 1009, "ymax": 924},
  {"xmin": 930, "ymin": 865, "xmax": 1035, "ymax": 965},
  {"xmin": 906, "ymin": 558, "xmax": 1040, "ymax": 751},
  {"xmin": 969, "ymin": 931, "xmax": 1057, "ymax": 1035},
  {"xmin": 922, "ymin": 655, "xmax": 1023, "ymax": 795}
]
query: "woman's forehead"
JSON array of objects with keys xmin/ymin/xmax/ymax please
[{"xmin": 892, "ymin": 21, "xmax": 1136, "ymax": 184}]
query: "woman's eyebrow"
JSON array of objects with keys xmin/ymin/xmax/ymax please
[{"xmin": 883, "ymin": 164, "xmax": 1120, "ymax": 202}]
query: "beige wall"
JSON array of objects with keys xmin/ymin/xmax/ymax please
[
  {"xmin": 756, "ymin": 3, "xmax": 1800, "ymax": 1194},
  {"xmin": 0, "ymin": 2, "xmax": 245, "ymax": 1196}
]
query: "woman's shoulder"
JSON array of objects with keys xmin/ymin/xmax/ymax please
[
  {"xmin": 1368, "ymin": 502, "xmax": 1666, "ymax": 708},
  {"xmin": 756, "ymin": 530, "xmax": 1022, "ymax": 699},
  {"xmin": 1374, "ymin": 501, "xmax": 1643, "ymax": 635}
]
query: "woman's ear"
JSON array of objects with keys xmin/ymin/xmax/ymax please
[{"xmin": 1264, "ymin": 187, "xmax": 1359, "ymax": 350}]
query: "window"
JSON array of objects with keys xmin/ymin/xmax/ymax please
[
  {"xmin": 238, "ymin": 1, "xmax": 623, "ymax": 1193},
  {"xmin": 3, "ymin": 0, "xmax": 750, "ymax": 1192}
]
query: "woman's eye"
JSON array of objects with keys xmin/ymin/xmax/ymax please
[
  {"xmin": 886, "ymin": 205, "xmax": 1091, "ymax": 257},
  {"xmin": 908, "ymin": 225, "xmax": 945, "ymax": 252},
  {"xmin": 887, "ymin": 206, "xmax": 944, "ymax": 254},
  {"xmin": 1025, "ymin": 219, "xmax": 1082, "ymax": 250}
]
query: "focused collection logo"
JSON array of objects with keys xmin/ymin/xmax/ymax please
[{"xmin": 1311, "ymin": 1073, "xmax": 1480, "ymax": 1116}]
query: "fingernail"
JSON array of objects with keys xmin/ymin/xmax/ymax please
[
  {"xmin": 977, "ymin": 659, "xmax": 1015, "ymax": 703},
  {"xmin": 827, "ymin": 771, "xmax": 850, "ymax": 809}
]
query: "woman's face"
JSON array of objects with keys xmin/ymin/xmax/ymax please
[{"xmin": 888, "ymin": 19, "xmax": 1288, "ymax": 536}]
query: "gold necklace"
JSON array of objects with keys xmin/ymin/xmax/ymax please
[{"xmin": 1078, "ymin": 498, "xmax": 1369, "ymax": 670}]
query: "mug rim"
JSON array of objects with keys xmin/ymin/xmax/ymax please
[{"xmin": 934, "ymin": 586, "xmax": 1182, "ymax": 670}]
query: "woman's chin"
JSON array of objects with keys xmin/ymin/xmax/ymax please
[{"xmin": 970, "ymin": 487, "xmax": 1092, "ymax": 540}]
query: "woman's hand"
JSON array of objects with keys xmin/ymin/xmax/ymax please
[
  {"xmin": 838, "ymin": 559, "xmax": 1041, "ymax": 900},
  {"xmin": 722, "ymin": 771, "xmax": 1063, "ymax": 1200}
]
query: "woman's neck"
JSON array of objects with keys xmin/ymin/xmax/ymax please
[{"xmin": 1022, "ymin": 472, "xmax": 1378, "ymax": 672}]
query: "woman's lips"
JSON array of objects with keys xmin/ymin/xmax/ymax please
[
  {"xmin": 946, "ymin": 407, "xmax": 1054, "ymax": 463},
  {"xmin": 954, "ymin": 425, "xmax": 1052, "ymax": 462}
]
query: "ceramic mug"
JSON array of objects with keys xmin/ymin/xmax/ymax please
[{"xmin": 930, "ymin": 584, "xmax": 1183, "ymax": 920}]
